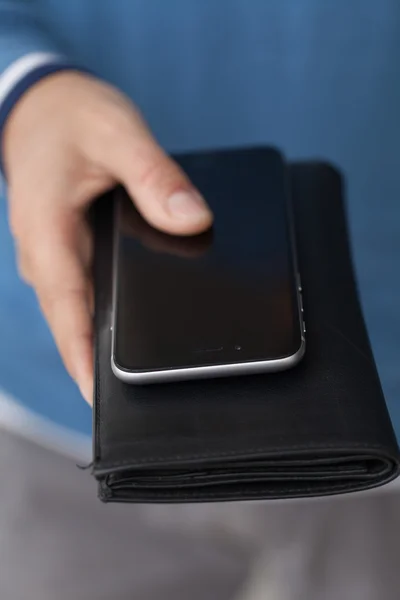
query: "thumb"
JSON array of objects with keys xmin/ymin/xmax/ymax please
[{"xmin": 94, "ymin": 112, "xmax": 213, "ymax": 236}]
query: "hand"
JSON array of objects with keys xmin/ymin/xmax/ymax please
[{"xmin": 3, "ymin": 71, "xmax": 213, "ymax": 404}]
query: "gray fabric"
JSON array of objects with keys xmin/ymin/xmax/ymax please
[
  {"xmin": 0, "ymin": 430, "xmax": 258, "ymax": 600},
  {"xmin": 1, "ymin": 429, "xmax": 400, "ymax": 600}
]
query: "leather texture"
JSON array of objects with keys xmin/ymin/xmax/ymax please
[{"xmin": 92, "ymin": 157, "xmax": 400, "ymax": 503}]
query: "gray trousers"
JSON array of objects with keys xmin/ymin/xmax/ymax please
[{"xmin": 1, "ymin": 428, "xmax": 400, "ymax": 600}]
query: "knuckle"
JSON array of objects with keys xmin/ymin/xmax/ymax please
[
  {"xmin": 136, "ymin": 158, "xmax": 165, "ymax": 188},
  {"xmin": 136, "ymin": 154, "xmax": 186, "ymax": 193}
]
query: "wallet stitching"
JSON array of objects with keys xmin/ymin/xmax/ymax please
[
  {"xmin": 95, "ymin": 442, "xmax": 395, "ymax": 469},
  {"xmin": 181, "ymin": 480, "xmax": 386, "ymax": 497},
  {"xmin": 93, "ymin": 331, "xmax": 103, "ymax": 461},
  {"xmin": 105, "ymin": 479, "xmax": 393, "ymax": 500},
  {"xmin": 146, "ymin": 483, "xmax": 364, "ymax": 496}
]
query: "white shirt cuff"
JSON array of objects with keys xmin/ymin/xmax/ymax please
[{"xmin": 0, "ymin": 51, "xmax": 65, "ymax": 108}]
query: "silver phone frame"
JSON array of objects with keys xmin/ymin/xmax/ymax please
[{"xmin": 110, "ymin": 152, "xmax": 306, "ymax": 385}]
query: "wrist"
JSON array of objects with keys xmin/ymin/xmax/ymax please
[{"xmin": 0, "ymin": 57, "xmax": 88, "ymax": 177}]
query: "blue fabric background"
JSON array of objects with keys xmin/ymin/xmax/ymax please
[{"xmin": 0, "ymin": 0, "xmax": 399, "ymax": 438}]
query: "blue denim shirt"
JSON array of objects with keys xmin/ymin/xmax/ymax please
[{"xmin": 0, "ymin": 0, "xmax": 399, "ymax": 439}]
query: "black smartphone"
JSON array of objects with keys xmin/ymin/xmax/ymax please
[{"xmin": 111, "ymin": 147, "xmax": 305, "ymax": 384}]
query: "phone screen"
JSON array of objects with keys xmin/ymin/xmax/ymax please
[{"xmin": 113, "ymin": 147, "xmax": 302, "ymax": 373}]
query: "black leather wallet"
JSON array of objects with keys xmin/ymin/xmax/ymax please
[{"xmin": 92, "ymin": 160, "xmax": 400, "ymax": 503}]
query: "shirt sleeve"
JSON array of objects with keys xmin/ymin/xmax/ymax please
[{"xmin": 0, "ymin": 1, "xmax": 85, "ymax": 175}]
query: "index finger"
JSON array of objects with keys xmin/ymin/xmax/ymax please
[{"xmin": 18, "ymin": 210, "xmax": 94, "ymax": 404}]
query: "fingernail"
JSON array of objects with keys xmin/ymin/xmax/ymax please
[
  {"xmin": 167, "ymin": 191, "xmax": 211, "ymax": 222},
  {"xmin": 75, "ymin": 355, "xmax": 93, "ymax": 406},
  {"xmin": 79, "ymin": 378, "xmax": 93, "ymax": 406}
]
